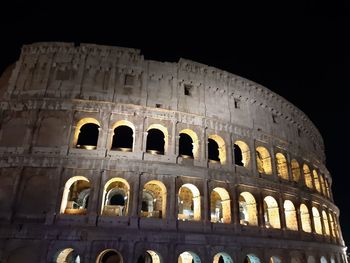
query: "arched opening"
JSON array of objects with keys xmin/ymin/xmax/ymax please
[
  {"xmin": 329, "ymin": 212, "xmax": 336, "ymax": 238},
  {"xmin": 179, "ymin": 133, "xmax": 194, "ymax": 158},
  {"xmin": 284, "ymin": 200, "xmax": 298, "ymax": 231},
  {"xmin": 276, "ymin": 153, "xmax": 289, "ymax": 180},
  {"xmin": 332, "ymin": 213, "xmax": 340, "ymax": 239},
  {"xmin": 141, "ymin": 180, "xmax": 166, "ymax": 219},
  {"xmin": 96, "ymin": 249, "xmax": 123, "ymax": 263},
  {"xmin": 239, "ymin": 192, "xmax": 258, "ymax": 226},
  {"xmin": 269, "ymin": 256, "xmax": 282, "ymax": 263},
  {"xmin": 111, "ymin": 121, "xmax": 134, "ymax": 151},
  {"xmin": 319, "ymin": 175, "xmax": 326, "ymax": 196},
  {"xmin": 330, "ymin": 256, "xmax": 335, "ymax": 263},
  {"xmin": 178, "ymin": 184, "xmax": 201, "ymax": 221},
  {"xmin": 234, "ymin": 140, "xmax": 250, "ymax": 167},
  {"xmin": 75, "ymin": 118, "xmax": 100, "ymax": 150},
  {"xmin": 303, "ymin": 164, "xmax": 313, "ymax": 189},
  {"xmin": 137, "ymin": 250, "xmax": 162, "ymax": 263},
  {"xmin": 55, "ymin": 248, "xmax": 81, "ymax": 263},
  {"xmin": 300, "ymin": 204, "xmax": 312, "ymax": 233},
  {"xmin": 60, "ymin": 176, "xmax": 90, "ymax": 215},
  {"xmin": 263, "ymin": 196, "xmax": 281, "ymax": 229},
  {"xmin": 210, "ymin": 187, "xmax": 231, "ymax": 224},
  {"xmin": 307, "ymin": 256, "xmax": 316, "ymax": 263},
  {"xmin": 244, "ymin": 254, "xmax": 261, "ymax": 263},
  {"xmin": 179, "ymin": 133, "xmax": 194, "ymax": 159},
  {"xmin": 313, "ymin": 170, "xmax": 321, "ymax": 193},
  {"xmin": 101, "ymin": 178, "xmax": 130, "ymax": 216},
  {"xmin": 320, "ymin": 257, "xmax": 328, "ymax": 263},
  {"xmin": 179, "ymin": 129, "xmax": 199, "ymax": 159},
  {"xmin": 146, "ymin": 129, "xmax": 165, "ymax": 155},
  {"xmin": 291, "ymin": 159, "xmax": 301, "ymax": 182},
  {"xmin": 322, "ymin": 210, "xmax": 330, "ymax": 236},
  {"xmin": 312, "ymin": 207, "xmax": 323, "ymax": 234},
  {"xmin": 208, "ymin": 135, "xmax": 226, "ymax": 164},
  {"xmin": 256, "ymin": 146, "xmax": 272, "ymax": 175},
  {"xmin": 178, "ymin": 251, "xmax": 201, "ymax": 263},
  {"xmin": 213, "ymin": 252, "xmax": 233, "ymax": 263},
  {"xmin": 325, "ymin": 179, "xmax": 331, "ymax": 198}
]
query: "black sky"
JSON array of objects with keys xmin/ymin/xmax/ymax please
[{"xmin": 1, "ymin": 3, "xmax": 349, "ymax": 246}]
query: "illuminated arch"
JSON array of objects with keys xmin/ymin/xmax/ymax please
[
  {"xmin": 234, "ymin": 140, "xmax": 250, "ymax": 167},
  {"xmin": 325, "ymin": 179, "xmax": 331, "ymax": 198},
  {"xmin": 101, "ymin": 178, "xmax": 130, "ymax": 216},
  {"xmin": 256, "ymin": 146, "xmax": 272, "ymax": 175},
  {"xmin": 74, "ymin": 118, "xmax": 100, "ymax": 149},
  {"xmin": 269, "ymin": 256, "xmax": 282, "ymax": 263},
  {"xmin": 178, "ymin": 183, "xmax": 201, "ymax": 221},
  {"xmin": 111, "ymin": 120, "xmax": 135, "ymax": 151},
  {"xmin": 312, "ymin": 207, "xmax": 323, "ymax": 234},
  {"xmin": 284, "ymin": 200, "xmax": 298, "ymax": 231},
  {"xmin": 239, "ymin": 192, "xmax": 258, "ymax": 226},
  {"xmin": 141, "ymin": 180, "xmax": 167, "ymax": 219},
  {"xmin": 179, "ymin": 129, "xmax": 199, "ymax": 159},
  {"xmin": 322, "ymin": 210, "xmax": 330, "ymax": 236},
  {"xmin": 210, "ymin": 187, "xmax": 231, "ymax": 224},
  {"xmin": 276, "ymin": 153, "xmax": 289, "ymax": 180},
  {"xmin": 303, "ymin": 164, "xmax": 313, "ymax": 189},
  {"xmin": 263, "ymin": 196, "xmax": 281, "ymax": 229},
  {"xmin": 319, "ymin": 175, "xmax": 326, "ymax": 196},
  {"xmin": 320, "ymin": 256, "xmax": 328, "ymax": 263},
  {"xmin": 329, "ymin": 212, "xmax": 336, "ymax": 238},
  {"xmin": 332, "ymin": 213, "xmax": 340, "ymax": 239},
  {"xmin": 55, "ymin": 248, "xmax": 80, "ymax": 263},
  {"xmin": 313, "ymin": 170, "xmax": 321, "ymax": 193},
  {"xmin": 300, "ymin": 204, "xmax": 312, "ymax": 233},
  {"xmin": 96, "ymin": 249, "xmax": 123, "ymax": 263},
  {"xmin": 146, "ymin": 124, "xmax": 168, "ymax": 154},
  {"xmin": 245, "ymin": 254, "xmax": 261, "ymax": 263},
  {"xmin": 178, "ymin": 251, "xmax": 201, "ymax": 263},
  {"xmin": 60, "ymin": 176, "xmax": 90, "ymax": 214},
  {"xmin": 213, "ymin": 252, "xmax": 233, "ymax": 263},
  {"xmin": 138, "ymin": 250, "xmax": 162, "ymax": 263},
  {"xmin": 208, "ymin": 134, "xmax": 226, "ymax": 164},
  {"xmin": 291, "ymin": 159, "xmax": 301, "ymax": 182}
]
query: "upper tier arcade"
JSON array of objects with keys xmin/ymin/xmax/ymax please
[{"xmin": 0, "ymin": 42, "xmax": 325, "ymax": 163}]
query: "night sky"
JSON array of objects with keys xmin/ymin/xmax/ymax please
[{"xmin": 1, "ymin": 3, "xmax": 349, "ymax": 246}]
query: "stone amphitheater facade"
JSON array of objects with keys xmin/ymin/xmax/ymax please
[{"xmin": 0, "ymin": 42, "xmax": 347, "ymax": 263}]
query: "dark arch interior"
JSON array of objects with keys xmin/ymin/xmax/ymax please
[
  {"xmin": 146, "ymin": 129, "xmax": 165, "ymax": 154},
  {"xmin": 179, "ymin": 133, "xmax": 193, "ymax": 158},
  {"xmin": 110, "ymin": 194, "xmax": 125, "ymax": 206},
  {"xmin": 111, "ymin": 125, "xmax": 133, "ymax": 150},
  {"xmin": 218, "ymin": 256, "xmax": 225, "ymax": 263},
  {"xmin": 101, "ymin": 251, "xmax": 121, "ymax": 263},
  {"xmin": 76, "ymin": 123, "xmax": 99, "ymax": 147},
  {"xmin": 137, "ymin": 252, "xmax": 152, "ymax": 263},
  {"xmin": 208, "ymin": 138, "xmax": 220, "ymax": 162},
  {"xmin": 234, "ymin": 144, "xmax": 244, "ymax": 166}
]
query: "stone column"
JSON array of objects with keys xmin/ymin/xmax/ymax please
[
  {"xmin": 129, "ymin": 172, "xmax": 141, "ymax": 228},
  {"xmin": 232, "ymin": 186, "xmax": 240, "ymax": 229},
  {"xmin": 88, "ymin": 169, "xmax": 102, "ymax": 225},
  {"xmin": 257, "ymin": 191, "xmax": 265, "ymax": 228},
  {"xmin": 279, "ymin": 195, "xmax": 286, "ymax": 231},
  {"xmin": 45, "ymin": 167, "xmax": 63, "ymax": 225},
  {"xmin": 203, "ymin": 179, "xmax": 210, "ymax": 229}
]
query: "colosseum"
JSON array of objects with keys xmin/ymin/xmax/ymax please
[{"xmin": 0, "ymin": 42, "xmax": 347, "ymax": 263}]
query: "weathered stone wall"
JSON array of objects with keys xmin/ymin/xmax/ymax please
[{"xmin": 0, "ymin": 42, "xmax": 346, "ymax": 263}]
